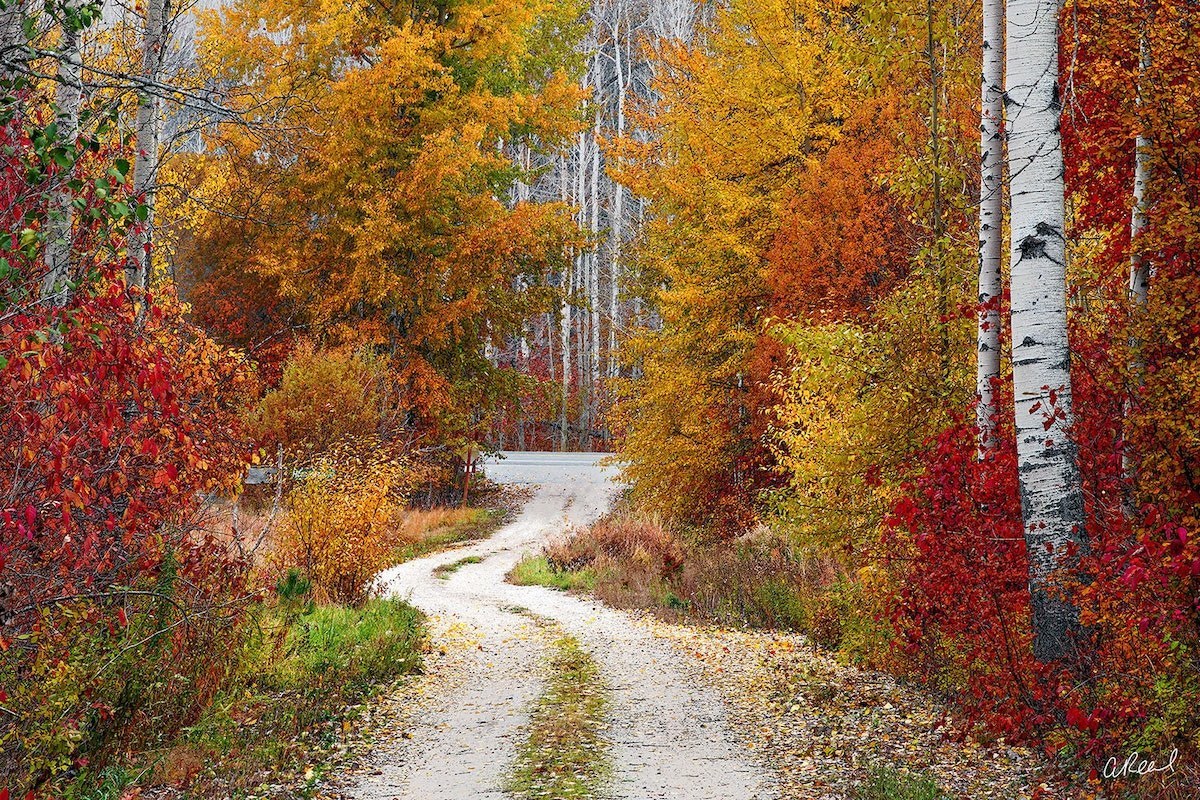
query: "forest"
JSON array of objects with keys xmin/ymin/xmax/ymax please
[{"xmin": 0, "ymin": 0, "xmax": 1198, "ymax": 796}]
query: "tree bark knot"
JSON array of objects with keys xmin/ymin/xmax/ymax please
[{"xmin": 1016, "ymin": 222, "xmax": 1063, "ymax": 263}]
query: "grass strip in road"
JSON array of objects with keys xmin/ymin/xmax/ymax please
[
  {"xmin": 507, "ymin": 634, "xmax": 610, "ymax": 800},
  {"xmin": 508, "ymin": 554, "xmax": 596, "ymax": 592},
  {"xmin": 434, "ymin": 554, "xmax": 484, "ymax": 579}
]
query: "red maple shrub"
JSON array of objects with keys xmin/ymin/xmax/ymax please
[
  {"xmin": 884, "ymin": 328, "xmax": 1200, "ymax": 783},
  {"xmin": 0, "ymin": 106, "xmax": 257, "ymax": 790}
]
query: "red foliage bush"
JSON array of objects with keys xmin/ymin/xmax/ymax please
[
  {"xmin": 885, "ymin": 350, "xmax": 1199, "ymax": 773},
  {"xmin": 0, "ymin": 105, "xmax": 256, "ymax": 790}
]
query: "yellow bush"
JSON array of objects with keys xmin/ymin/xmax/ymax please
[{"xmin": 277, "ymin": 440, "xmax": 418, "ymax": 605}]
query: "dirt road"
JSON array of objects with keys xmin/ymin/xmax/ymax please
[{"xmin": 343, "ymin": 451, "xmax": 777, "ymax": 800}]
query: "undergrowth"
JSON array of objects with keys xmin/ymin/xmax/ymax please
[
  {"xmin": 156, "ymin": 586, "xmax": 424, "ymax": 796},
  {"xmin": 512, "ymin": 511, "xmax": 884, "ymax": 660}
]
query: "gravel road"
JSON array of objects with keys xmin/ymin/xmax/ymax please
[{"xmin": 342, "ymin": 451, "xmax": 778, "ymax": 800}]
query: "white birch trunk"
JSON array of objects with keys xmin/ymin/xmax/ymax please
[
  {"xmin": 127, "ymin": 0, "xmax": 169, "ymax": 295},
  {"xmin": 588, "ymin": 109, "xmax": 601, "ymax": 439},
  {"xmin": 1005, "ymin": 0, "xmax": 1088, "ymax": 664},
  {"xmin": 1129, "ymin": 26, "xmax": 1151, "ymax": 309},
  {"xmin": 575, "ymin": 116, "xmax": 589, "ymax": 448},
  {"xmin": 559, "ymin": 162, "xmax": 571, "ymax": 451},
  {"xmin": 0, "ymin": 0, "xmax": 27, "ymax": 85},
  {"xmin": 976, "ymin": 0, "xmax": 1004, "ymax": 451},
  {"xmin": 607, "ymin": 17, "xmax": 626, "ymax": 381},
  {"xmin": 41, "ymin": 1, "xmax": 85, "ymax": 305},
  {"xmin": 1123, "ymin": 15, "xmax": 1153, "ymax": 485}
]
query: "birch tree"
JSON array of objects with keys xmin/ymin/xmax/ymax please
[
  {"xmin": 127, "ymin": 0, "xmax": 170, "ymax": 295},
  {"xmin": 1128, "ymin": 25, "xmax": 1151, "ymax": 311},
  {"xmin": 41, "ymin": 0, "xmax": 86, "ymax": 306},
  {"xmin": 976, "ymin": 0, "xmax": 1003, "ymax": 451},
  {"xmin": 0, "ymin": 0, "xmax": 28, "ymax": 85},
  {"xmin": 1005, "ymin": 0, "xmax": 1088, "ymax": 663},
  {"xmin": 1122, "ymin": 6, "xmax": 1153, "ymax": 484},
  {"xmin": 606, "ymin": 10, "xmax": 626, "ymax": 380}
]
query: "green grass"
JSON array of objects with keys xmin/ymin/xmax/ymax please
[
  {"xmin": 507, "ymin": 635, "xmax": 610, "ymax": 799},
  {"xmin": 852, "ymin": 766, "xmax": 949, "ymax": 800},
  {"xmin": 508, "ymin": 554, "xmax": 597, "ymax": 592},
  {"xmin": 172, "ymin": 596, "xmax": 425, "ymax": 795},
  {"xmin": 434, "ymin": 554, "xmax": 484, "ymax": 579}
]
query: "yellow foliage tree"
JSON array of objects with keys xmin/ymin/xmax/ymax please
[
  {"xmin": 170, "ymin": 0, "xmax": 587, "ymax": 446},
  {"xmin": 611, "ymin": 0, "xmax": 849, "ymax": 529}
]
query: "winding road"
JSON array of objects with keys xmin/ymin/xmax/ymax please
[{"xmin": 344, "ymin": 451, "xmax": 777, "ymax": 800}]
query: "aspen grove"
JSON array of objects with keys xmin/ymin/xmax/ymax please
[{"xmin": 1, "ymin": 0, "xmax": 1199, "ymax": 795}]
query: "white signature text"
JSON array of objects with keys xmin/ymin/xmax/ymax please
[{"xmin": 1103, "ymin": 749, "xmax": 1179, "ymax": 780}]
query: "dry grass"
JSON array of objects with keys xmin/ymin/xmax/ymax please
[
  {"xmin": 395, "ymin": 507, "xmax": 482, "ymax": 545},
  {"xmin": 535, "ymin": 513, "xmax": 851, "ymax": 647}
]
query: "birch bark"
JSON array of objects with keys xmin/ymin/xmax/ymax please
[
  {"xmin": 1123, "ymin": 10, "xmax": 1153, "ymax": 485},
  {"xmin": 976, "ymin": 0, "xmax": 1004, "ymax": 451},
  {"xmin": 0, "ymin": 0, "xmax": 27, "ymax": 85},
  {"xmin": 588, "ymin": 107, "xmax": 601, "ymax": 435},
  {"xmin": 1005, "ymin": 0, "xmax": 1088, "ymax": 663},
  {"xmin": 41, "ymin": 0, "xmax": 85, "ymax": 305},
  {"xmin": 1129, "ymin": 21, "xmax": 1152, "ymax": 311},
  {"xmin": 607, "ymin": 16, "xmax": 625, "ymax": 381},
  {"xmin": 127, "ymin": 0, "xmax": 170, "ymax": 295}
]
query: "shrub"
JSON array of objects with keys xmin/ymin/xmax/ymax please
[
  {"xmin": 0, "ymin": 108, "xmax": 256, "ymax": 793},
  {"xmin": 153, "ymin": 593, "xmax": 424, "ymax": 795},
  {"xmin": 539, "ymin": 514, "xmax": 856, "ymax": 646},
  {"xmin": 276, "ymin": 439, "xmax": 422, "ymax": 605}
]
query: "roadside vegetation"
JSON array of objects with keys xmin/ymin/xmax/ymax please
[
  {"xmin": 3, "ymin": 342, "xmax": 514, "ymax": 795},
  {"xmin": 507, "ymin": 635, "xmax": 610, "ymax": 800},
  {"xmin": 152, "ymin": 583, "xmax": 425, "ymax": 796},
  {"xmin": 851, "ymin": 768, "xmax": 948, "ymax": 800},
  {"xmin": 507, "ymin": 509, "xmax": 864, "ymax": 655},
  {"xmin": 509, "ymin": 555, "xmax": 597, "ymax": 593}
]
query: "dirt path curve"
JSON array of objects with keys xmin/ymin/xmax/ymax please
[{"xmin": 343, "ymin": 451, "xmax": 778, "ymax": 800}]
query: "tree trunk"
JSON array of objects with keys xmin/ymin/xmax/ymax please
[
  {"xmin": 41, "ymin": 1, "xmax": 85, "ymax": 306},
  {"xmin": 608, "ymin": 17, "xmax": 625, "ymax": 382},
  {"xmin": 559, "ymin": 161, "xmax": 571, "ymax": 452},
  {"xmin": 127, "ymin": 0, "xmax": 170, "ymax": 296},
  {"xmin": 575, "ymin": 114, "xmax": 589, "ymax": 449},
  {"xmin": 588, "ymin": 108, "xmax": 601, "ymax": 451},
  {"xmin": 0, "ymin": 0, "xmax": 27, "ymax": 86},
  {"xmin": 1005, "ymin": 0, "xmax": 1088, "ymax": 664},
  {"xmin": 976, "ymin": 0, "xmax": 1004, "ymax": 451},
  {"xmin": 1123, "ymin": 8, "xmax": 1153, "ymax": 487}
]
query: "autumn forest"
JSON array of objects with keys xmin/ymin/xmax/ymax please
[{"xmin": 1, "ymin": 0, "xmax": 1199, "ymax": 796}]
